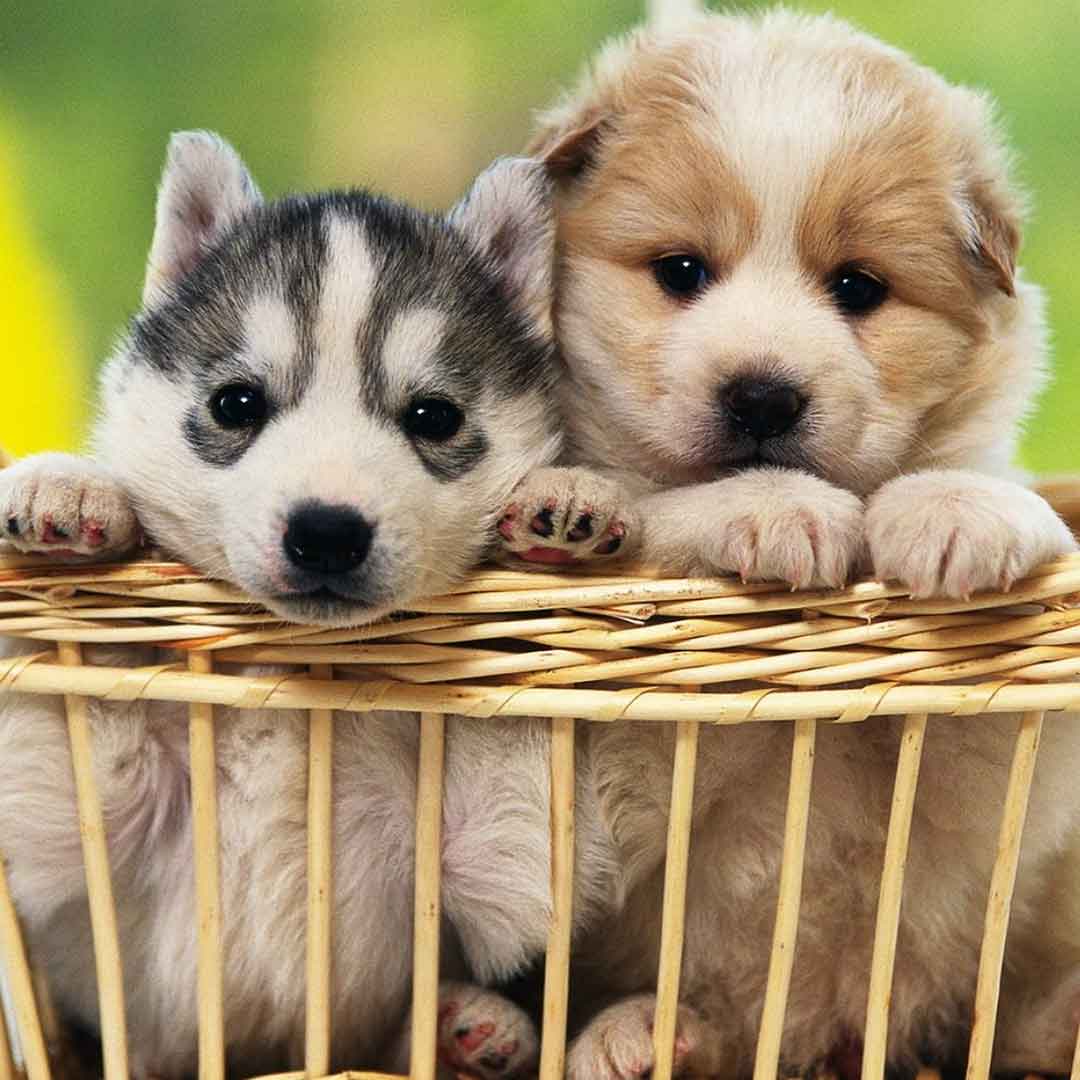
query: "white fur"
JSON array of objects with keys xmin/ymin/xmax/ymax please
[{"xmin": 0, "ymin": 137, "xmax": 601, "ymax": 1078}]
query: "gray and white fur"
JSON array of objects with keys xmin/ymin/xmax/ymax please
[{"xmin": 0, "ymin": 133, "xmax": 619, "ymax": 1078}]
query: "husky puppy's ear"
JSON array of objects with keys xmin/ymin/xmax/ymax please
[
  {"xmin": 449, "ymin": 157, "xmax": 556, "ymax": 339},
  {"xmin": 143, "ymin": 130, "xmax": 262, "ymax": 306}
]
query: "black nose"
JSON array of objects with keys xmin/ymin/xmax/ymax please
[
  {"xmin": 721, "ymin": 377, "xmax": 804, "ymax": 440},
  {"xmin": 283, "ymin": 503, "xmax": 374, "ymax": 576}
]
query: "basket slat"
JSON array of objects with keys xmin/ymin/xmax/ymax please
[
  {"xmin": 60, "ymin": 641, "xmax": 129, "ymax": 1080},
  {"xmin": 409, "ymin": 713, "xmax": 445, "ymax": 1080},
  {"xmin": 1071, "ymin": 1017, "xmax": 1080, "ymax": 1080},
  {"xmin": 7, "ymin": 657, "xmax": 1080, "ymax": 724},
  {"xmin": 965, "ymin": 710, "xmax": 1044, "ymax": 1080},
  {"xmin": 0, "ymin": 994, "xmax": 15, "ymax": 1080},
  {"xmin": 651, "ymin": 719, "xmax": 700, "ymax": 1080},
  {"xmin": 188, "ymin": 652, "xmax": 225, "ymax": 1080},
  {"xmin": 753, "ymin": 718, "xmax": 817, "ymax": 1080},
  {"xmin": 0, "ymin": 856, "xmax": 49, "ymax": 1080},
  {"xmin": 247, "ymin": 1072, "xmax": 406, "ymax": 1080},
  {"xmin": 539, "ymin": 717, "xmax": 575, "ymax": 1080},
  {"xmin": 305, "ymin": 665, "xmax": 335, "ymax": 1078},
  {"xmin": 861, "ymin": 713, "xmax": 928, "ymax": 1080}
]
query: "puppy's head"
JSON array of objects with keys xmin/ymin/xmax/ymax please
[
  {"xmin": 530, "ymin": 9, "xmax": 1044, "ymax": 493},
  {"xmin": 95, "ymin": 132, "xmax": 560, "ymax": 625}
]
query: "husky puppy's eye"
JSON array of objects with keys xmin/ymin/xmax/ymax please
[
  {"xmin": 210, "ymin": 383, "xmax": 268, "ymax": 428},
  {"xmin": 828, "ymin": 265, "xmax": 889, "ymax": 315},
  {"xmin": 653, "ymin": 254, "xmax": 711, "ymax": 298},
  {"xmin": 402, "ymin": 397, "xmax": 463, "ymax": 442}
]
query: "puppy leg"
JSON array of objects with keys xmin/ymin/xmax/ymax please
[
  {"xmin": 995, "ymin": 964, "xmax": 1080, "ymax": 1074},
  {"xmin": 866, "ymin": 469, "xmax": 1077, "ymax": 598},
  {"xmin": 638, "ymin": 467, "xmax": 865, "ymax": 588},
  {"xmin": 0, "ymin": 640, "xmax": 187, "ymax": 924},
  {"xmin": 0, "ymin": 452, "xmax": 140, "ymax": 556},
  {"xmin": 565, "ymin": 994, "xmax": 726, "ymax": 1080},
  {"xmin": 496, "ymin": 466, "xmax": 640, "ymax": 565},
  {"xmin": 387, "ymin": 982, "xmax": 539, "ymax": 1079}
]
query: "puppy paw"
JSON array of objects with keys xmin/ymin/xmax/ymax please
[
  {"xmin": 0, "ymin": 453, "xmax": 140, "ymax": 557},
  {"xmin": 436, "ymin": 982, "xmax": 539, "ymax": 1079},
  {"xmin": 866, "ymin": 470, "xmax": 1077, "ymax": 599},
  {"xmin": 672, "ymin": 469, "xmax": 864, "ymax": 589},
  {"xmin": 497, "ymin": 467, "xmax": 639, "ymax": 566},
  {"xmin": 566, "ymin": 994, "xmax": 719, "ymax": 1080}
]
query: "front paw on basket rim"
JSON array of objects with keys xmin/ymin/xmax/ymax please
[
  {"xmin": 496, "ymin": 467, "xmax": 639, "ymax": 567},
  {"xmin": 498, "ymin": 500, "xmax": 629, "ymax": 565}
]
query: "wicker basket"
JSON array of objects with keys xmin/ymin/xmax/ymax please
[{"xmin": 2, "ymin": 494, "xmax": 1080, "ymax": 1080}]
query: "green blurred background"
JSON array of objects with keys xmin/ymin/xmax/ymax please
[{"xmin": 1, "ymin": 0, "xmax": 1077, "ymax": 469}]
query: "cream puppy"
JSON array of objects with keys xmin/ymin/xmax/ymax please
[
  {"xmin": 499, "ymin": 9, "xmax": 1074, "ymax": 596},
  {"xmin": 494, "ymin": 6, "xmax": 1080, "ymax": 1076}
]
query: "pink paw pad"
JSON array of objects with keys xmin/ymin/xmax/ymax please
[
  {"xmin": 497, "ymin": 507, "xmax": 519, "ymax": 542},
  {"xmin": 40, "ymin": 517, "xmax": 68, "ymax": 544},
  {"xmin": 81, "ymin": 520, "xmax": 108, "ymax": 547},
  {"xmin": 519, "ymin": 546, "xmax": 576, "ymax": 564},
  {"xmin": 455, "ymin": 1021, "xmax": 495, "ymax": 1053}
]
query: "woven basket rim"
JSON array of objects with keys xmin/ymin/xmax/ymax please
[{"xmin": 3, "ymin": 546, "xmax": 1080, "ymax": 720}]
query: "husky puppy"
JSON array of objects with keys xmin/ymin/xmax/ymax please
[
  {"xmin": 0, "ymin": 132, "xmax": 618, "ymax": 1078},
  {"xmin": 493, "ymin": 7, "xmax": 1080, "ymax": 1076}
]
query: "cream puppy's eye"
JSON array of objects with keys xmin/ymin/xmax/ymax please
[
  {"xmin": 652, "ymin": 254, "xmax": 711, "ymax": 299},
  {"xmin": 828, "ymin": 265, "xmax": 889, "ymax": 315}
]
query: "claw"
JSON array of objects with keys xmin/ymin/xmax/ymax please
[
  {"xmin": 567, "ymin": 512, "xmax": 594, "ymax": 542},
  {"xmin": 530, "ymin": 505, "xmax": 557, "ymax": 537}
]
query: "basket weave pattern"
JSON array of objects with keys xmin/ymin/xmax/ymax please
[{"xmin": 2, "ymin": 544, "xmax": 1080, "ymax": 1080}]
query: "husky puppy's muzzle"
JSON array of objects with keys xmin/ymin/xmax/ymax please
[{"xmin": 278, "ymin": 500, "xmax": 375, "ymax": 608}]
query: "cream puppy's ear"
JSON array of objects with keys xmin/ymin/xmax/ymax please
[
  {"xmin": 526, "ymin": 105, "xmax": 608, "ymax": 180},
  {"xmin": 966, "ymin": 173, "xmax": 1021, "ymax": 297},
  {"xmin": 449, "ymin": 157, "xmax": 556, "ymax": 339},
  {"xmin": 950, "ymin": 88, "xmax": 1024, "ymax": 297},
  {"xmin": 143, "ymin": 130, "xmax": 262, "ymax": 307}
]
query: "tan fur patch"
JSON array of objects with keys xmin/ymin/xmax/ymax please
[{"xmin": 530, "ymin": 10, "xmax": 1039, "ymax": 492}]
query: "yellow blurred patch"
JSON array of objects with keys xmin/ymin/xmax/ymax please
[{"xmin": 0, "ymin": 117, "xmax": 87, "ymax": 456}]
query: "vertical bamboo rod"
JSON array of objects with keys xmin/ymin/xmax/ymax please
[
  {"xmin": 965, "ymin": 711, "xmax": 1043, "ymax": 1080},
  {"xmin": 1070, "ymin": 1015, "xmax": 1080, "ymax": 1080},
  {"xmin": 752, "ymin": 718, "xmax": 817, "ymax": 1080},
  {"xmin": 305, "ymin": 665, "xmax": 334, "ymax": 1078},
  {"xmin": 188, "ymin": 651, "xmax": 225, "ymax": 1080},
  {"xmin": 59, "ymin": 640, "xmax": 128, "ymax": 1080},
  {"xmin": 861, "ymin": 714, "xmax": 929, "ymax": 1080},
  {"xmin": 0, "ymin": 856, "xmax": 49, "ymax": 1080},
  {"xmin": 652, "ymin": 720, "xmax": 700, "ymax": 1080},
  {"xmin": 539, "ymin": 717, "xmax": 576, "ymax": 1080},
  {"xmin": 31, "ymin": 968, "xmax": 61, "ymax": 1054},
  {"xmin": 409, "ymin": 712, "xmax": 445, "ymax": 1080},
  {"xmin": 0, "ymin": 990, "xmax": 14, "ymax": 1080}
]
